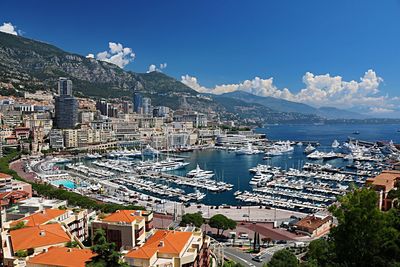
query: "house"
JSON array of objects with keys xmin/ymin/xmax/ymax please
[
  {"xmin": 7, "ymin": 208, "xmax": 91, "ymax": 242},
  {"xmin": 91, "ymin": 210, "xmax": 153, "ymax": 250},
  {"xmin": 294, "ymin": 213, "xmax": 333, "ymax": 237},
  {"xmin": 124, "ymin": 227, "xmax": 211, "ymax": 267},
  {"xmin": 0, "ymin": 191, "xmax": 30, "ymax": 207},
  {"xmin": 366, "ymin": 170, "xmax": 400, "ymax": 210},
  {"xmin": 26, "ymin": 247, "xmax": 95, "ymax": 267},
  {"xmin": 3, "ymin": 224, "xmax": 72, "ymax": 267}
]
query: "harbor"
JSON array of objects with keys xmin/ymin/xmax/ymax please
[{"xmin": 22, "ymin": 123, "xmax": 400, "ymax": 216}]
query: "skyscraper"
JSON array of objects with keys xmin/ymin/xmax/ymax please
[
  {"xmin": 58, "ymin": 77, "xmax": 73, "ymax": 96},
  {"xmin": 133, "ymin": 91, "xmax": 143, "ymax": 114},
  {"xmin": 142, "ymin": 97, "xmax": 151, "ymax": 115},
  {"xmin": 54, "ymin": 78, "xmax": 78, "ymax": 129}
]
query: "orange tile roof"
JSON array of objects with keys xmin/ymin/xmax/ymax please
[
  {"xmin": 10, "ymin": 223, "xmax": 70, "ymax": 251},
  {"xmin": 125, "ymin": 230, "xmax": 193, "ymax": 260},
  {"xmin": 295, "ymin": 215, "xmax": 332, "ymax": 232},
  {"xmin": 102, "ymin": 210, "xmax": 144, "ymax": 223},
  {"xmin": 0, "ymin": 173, "xmax": 12, "ymax": 179},
  {"xmin": 27, "ymin": 247, "xmax": 95, "ymax": 267},
  {"xmin": 10, "ymin": 209, "xmax": 67, "ymax": 227},
  {"xmin": 367, "ymin": 170, "xmax": 400, "ymax": 192}
]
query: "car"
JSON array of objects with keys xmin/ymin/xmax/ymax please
[{"xmin": 252, "ymin": 256, "xmax": 262, "ymax": 262}]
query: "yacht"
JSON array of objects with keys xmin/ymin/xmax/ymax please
[
  {"xmin": 331, "ymin": 140, "xmax": 340, "ymax": 149},
  {"xmin": 304, "ymin": 144, "xmax": 316, "ymax": 154},
  {"xmin": 142, "ymin": 145, "xmax": 160, "ymax": 157},
  {"xmin": 153, "ymin": 158, "xmax": 189, "ymax": 172},
  {"xmin": 235, "ymin": 143, "xmax": 262, "ymax": 155},
  {"xmin": 186, "ymin": 164, "xmax": 214, "ymax": 179}
]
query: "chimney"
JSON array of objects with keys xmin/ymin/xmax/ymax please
[
  {"xmin": 67, "ymin": 248, "xmax": 72, "ymax": 252},
  {"xmin": 158, "ymin": 241, "xmax": 164, "ymax": 247},
  {"xmin": 39, "ymin": 230, "xmax": 46, "ymax": 236}
]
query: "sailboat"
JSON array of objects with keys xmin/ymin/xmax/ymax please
[{"xmin": 331, "ymin": 140, "xmax": 340, "ymax": 148}]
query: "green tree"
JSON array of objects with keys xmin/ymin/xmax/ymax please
[
  {"xmin": 209, "ymin": 214, "xmax": 236, "ymax": 236},
  {"xmin": 86, "ymin": 229, "xmax": 128, "ymax": 267},
  {"xmin": 304, "ymin": 238, "xmax": 335, "ymax": 267},
  {"xmin": 180, "ymin": 212, "xmax": 204, "ymax": 228},
  {"xmin": 267, "ymin": 249, "xmax": 298, "ymax": 267},
  {"xmin": 329, "ymin": 188, "xmax": 396, "ymax": 267}
]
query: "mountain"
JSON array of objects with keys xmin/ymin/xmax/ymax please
[
  {"xmin": 221, "ymin": 91, "xmax": 366, "ymax": 119},
  {"xmin": 0, "ymin": 31, "xmax": 325, "ymax": 124},
  {"xmin": 0, "ymin": 31, "xmax": 203, "ymax": 108}
]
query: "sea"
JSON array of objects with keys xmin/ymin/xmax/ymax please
[{"xmin": 167, "ymin": 123, "xmax": 400, "ymax": 206}]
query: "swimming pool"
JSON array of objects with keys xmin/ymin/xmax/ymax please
[{"xmin": 51, "ymin": 179, "xmax": 76, "ymax": 189}]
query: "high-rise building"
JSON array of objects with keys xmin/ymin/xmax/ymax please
[
  {"xmin": 96, "ymin": 100, "xmax": 109, "ymax": 116},
  {"xmin": 54, "ymin": 78, "xmax": 78, "ymax": 129},
  {"xmin": 58, "ymin": 77, "xmax": 73, "ymax": 96},
  {"xmin": 122, "ymin": 101, "xmax": 130, "ymax": 114},
  {"xmin": 133, "ymin": 91, "xmax": 143, "ymax": 114},
  {"xmin": 142, "ymin": 97, "xmax": 151, "ymax": 115}
]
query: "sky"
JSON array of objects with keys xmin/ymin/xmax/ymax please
[{"xmin": 1, "ymin": 0, "xmax": 400, "ymax": 117}]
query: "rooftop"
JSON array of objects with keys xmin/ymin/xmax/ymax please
[
  {"xmin": 102, "ymin": 210, "xmax": 145, "ymax": 224},
  {"xmin": 10, "ymin": 208, "xmax": 67, "ymax": 227},
  {"xmin": 0, "ymin": 172, "xmax": 12, "ymax": 179},
  {"xmin": 295, "ymin": 214, "xmax": 332, "ymax": 232},
  {"xmin": 125, "ymin": 230, "xmax": 193, "ymax": 260},
  {"xmin": 366, "ymin": 170, "xmax": 400, "ymax": 192},
  {"xmin": 10, "ymin": 223, "xmax": 70, "ymax": 251},
  {"xmin": 26, "ymin": 247, "xmax": 95, "ymax": 267}
]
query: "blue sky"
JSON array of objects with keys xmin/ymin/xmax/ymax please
[{"xmin": 1, "ymin": 0, "xmax": 400, "ymax": 116}]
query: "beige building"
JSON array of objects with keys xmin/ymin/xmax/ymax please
[{"xmin": 91, "ymin": 210, "xmax": 154, "ymax": 251}]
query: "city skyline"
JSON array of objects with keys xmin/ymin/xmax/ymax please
[{"xmin": 2, "ymin": 0, "xmax": 400, "ymax": 116}]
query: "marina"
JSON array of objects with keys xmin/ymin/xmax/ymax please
[{"xmin": 25, "ymin": 123, "xmax": 400, "ymax": 215}]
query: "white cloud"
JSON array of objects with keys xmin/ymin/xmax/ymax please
[
  {"xmin": 182, "ymin": 70, "xmax": 396, "ymax": 112},
  {"xmin": 147, "ymin": 63, "xmax": 168, "ymax": 73},
  {"xmin": 92, "ymin": 42, "xmax": 135, "ymax": 68},
  {"xmin": 0, "ymin": 22, "xmax": 18, "ymax": 35},
  {"xmin": 369, "ymin": 107, "xmax": 394, "ymax": 114},
  {"xmin": 86, "ymin": 53, "xmax": 94, "ymax": 59}
]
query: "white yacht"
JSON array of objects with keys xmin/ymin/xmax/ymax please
[
  {"xmin": 142, "ymin": 144, "xmax": 160, "ymax": 157},
  {"xmin": 304, "ymin": 144, "xmax": 316, "ymax": 154},
  {"xmin": 153, "ymin": 158, "xmax": 189, "ymax": 172},
  {"xmin": 332, "ymin": 140, "xmax": 340, "ymax": 149},
  {"xmin": 235, "ymin": 143, "xmax": 262, "ymax": 155},
  {"xmin": 186, "ymin": 164, "xmax": 214, "ymax": 179}
]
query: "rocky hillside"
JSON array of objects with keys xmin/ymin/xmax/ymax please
[{"xmin": 0, "ymin": 31, "xmax": 324, "ymax": 124}]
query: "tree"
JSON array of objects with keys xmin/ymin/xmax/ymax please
[
  {"xmin": 267, "ymin": 249, "xmax": 298, "ymax": 267},
  {"xmin": 180, "ymin": 212, "xmax": 204, "ymax": 228},
  {"xmin": 329, "ymin": 188, "xmax": 396, "ymax": 267},
  {"xmin": 86, "ymin": 229, "xmax": 128, "ymax": 267},
  {"xmin": 209, "ymin": 214, "xmax": 236, "ymax": 236},
  {"xmin": 304, "ymin": 238, "xmax": 335, "ymax": 267}
]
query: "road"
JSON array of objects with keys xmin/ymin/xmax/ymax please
[{"xmin": 224, "ymin": 247, "xmax": 260, "ymax": 267}]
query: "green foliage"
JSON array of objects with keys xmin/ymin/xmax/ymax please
[
  {"xmin": 329, "ymin": 188, "xmax": 397, "ymax": 267},
  {"xmin": 14, "ymin": 250, "xmax": 28, "ymax": 258},
  {"xmin": 86, "ymin": 229, "xmax": 128, "ymax": 267},
  {"xmin": 66, "ymin": 241, "xmax": 79, "ymax": 248},
  {"xmin": 267, "ymin": 249, "xmax": 298, "ymax": 267},
  {"xmin": 304, "ymin": 239, "xmax": 335, "ymax": 267},
  {"xmin": 180, "ymin": 212, "xmax": 204, "ymax": 228},
  {"xmin": 9, "ymin": 221, "xmax": 26, "ymax": 231},
  {"xmin": 222, "ymin": 260, "xmax": 244, "ymax": 267},
  {"xmin": 301, "ymin": 188, "xmax": 400, "ymax": 267},
  {"xmin": 209, "ymin": 214, "xmax": 236, "ymax": 236}
]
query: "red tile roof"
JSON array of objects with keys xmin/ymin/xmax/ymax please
[
  {"xmin": 27, "ymin": 247, "xmax": 95, "ymax": 267},
  {"xmin": 125, "ymin": 230, "xmax": 193, "ymax": 260},
  {"xmin": 102, "ymin": 210, "xmax": 144, "ymax": 224},
  {"xmin": 10, "ymin": 223, "xmax": 70, "ymax": 251},
  {"xmin": 10, "ymin": 209, "xmax": 67, "ymax": 227}
]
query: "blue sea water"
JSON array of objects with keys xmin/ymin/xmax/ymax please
[{"xmin": 168, "ymin": 123, "xmax": 400, "ymax": 206}]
